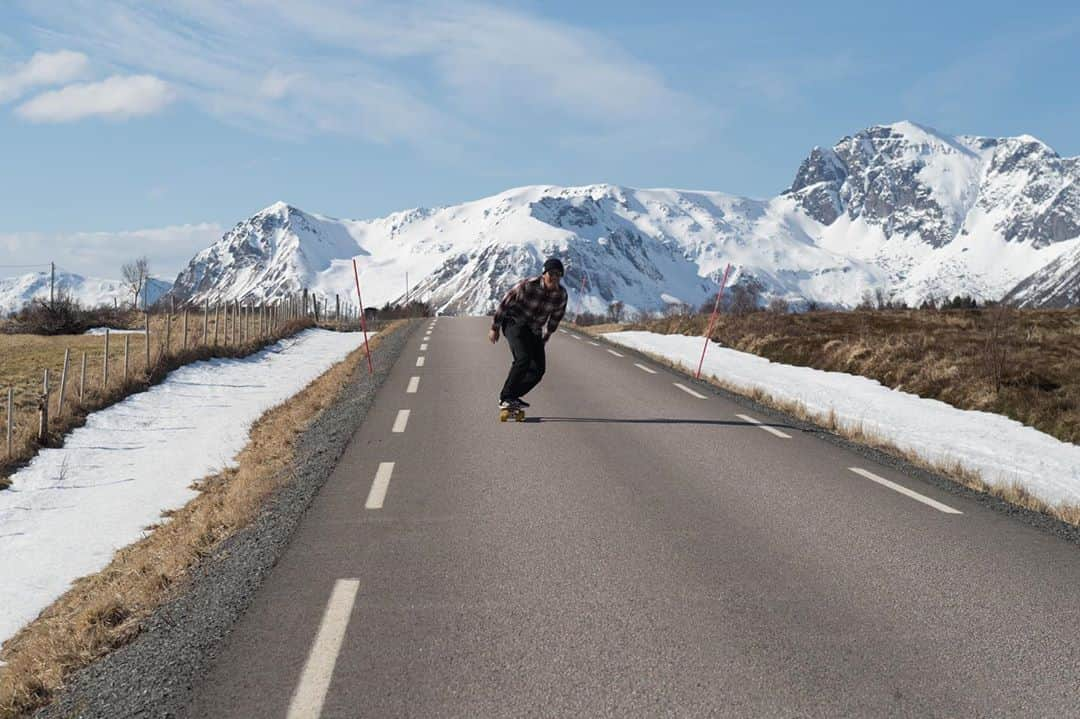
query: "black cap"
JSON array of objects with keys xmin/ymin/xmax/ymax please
[{"xmin": 543, "ymin": 258, "xmax": 564, "ymax": 276}]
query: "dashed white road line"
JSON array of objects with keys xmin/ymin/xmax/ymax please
[
  {"xmin": 420, "ymin": 343, "xmax": 428, "ymax": 351},
  {"xmin": 736, "ymin": 413, "xmax": 792, "ymax": 439},
  {"xmin": 588, "ymin": 341, "xmax": 600, "ymax": 346},
  {"xmin": 673, "ymin": 383, "xmax": 707, "ymax": 399},
  {"xmin": 416, "ymin": 356, "xmax": 425, "ymax": 367},
  {"xmin": 392, "ymin": 409, "xmax": 411, "ymax": 433},
  {"xmin": 286, "ymin": 578, "xmax": 361, "ymax": 719},
  {"xmin": 606, "ymin": 349, "xmax": 624, "ymax": 357},
  {"xmin": 365, "ymin": 462, "xmax": 395, "ymax": 509},
  {"xmin": 849, "ymin": 467, "xmax": 963, "ymax": 514},
  {"xmin": 570, "ymin": 334, "xmax": 581, "ymax": 340},
  {"xmin": 634, "ymin": 363, "xmax": 657, "ymax": 374},
  {"xmin": 558, "ymin": 329, "xmax": 567, "ymax": 334},
  {"xmin": 407, "ymin": 376, "xmax": 420, "ymax": 394}
]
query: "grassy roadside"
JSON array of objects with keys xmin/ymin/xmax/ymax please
[
  {"xmin": 593, "ymin": 308, "xmax": 1080, "ymax": 445},
  {"xmin": 575, "ymin": 310, "xmax": 1080, "ymax": 529},
  {"xmin": 0, "ymin": 320, "xmax": 405, "ymax": 718},
  {"xmin": 0, "ymin": 314, "xmax": 325, "ymax": 488}
]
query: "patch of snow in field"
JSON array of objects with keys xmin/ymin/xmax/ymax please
[
  {"xmin": 604, "ymin": 330, "xmax": 1080, "ymax": 508},
  {"xmin": 84, "ymin": 327, "xmax": 146, "ymax": 335},
  {"xmin": 0, "ymin": 329, "xmax": 372, "ymax": 646}
]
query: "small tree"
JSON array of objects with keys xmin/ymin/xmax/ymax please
[
  {"xmin": 728, "ymin": 284, "xmax": 760, "ymax": 315},
  {"xmin": 607, "ymin": 301, "xmax": 625, "ymax": 323},
  {"xmin": 122, "ymin": 256, "xmax": 150, "ymax": 309},
  {"xmin": 767, "ymin": 297, "xmax": 790, "ymax": 313}
]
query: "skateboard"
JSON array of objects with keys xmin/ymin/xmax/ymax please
[{"xmin": 499, "ymin": 405, "xmax": 526, "ymax": 422}]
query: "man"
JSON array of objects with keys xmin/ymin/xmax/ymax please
[{"xmin": 489, "ymin": 257, "xmax": 568, "ymax": 411}]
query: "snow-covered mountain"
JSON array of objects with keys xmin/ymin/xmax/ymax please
[
  {"xmin": 168, "ymin": 121, "xmax": 1080, "ymax": 313},
  {"xmin": 788, "ymin": 121, "xmax": 1080, "ymax": 305},
  {"xmin": 0, "ymin": 272, "xmax": 172, "ymax": 316},
  {"xmin": 168, "ymin": 189, "xmax": 884, "ymax": 315},
  {"xmin": 1003, "ymin": 240, "xmax": 1080, "ymax": 308}
]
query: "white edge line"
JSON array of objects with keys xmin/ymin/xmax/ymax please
[
  {"xmin": 606, "ymin": 349, "xmax": 624, "ymax": 357},
  {"xmin": 366, "ymin": 461, "xmax": 395, "ymax": 509},
  {"xmin": 634, "ymin": 363, "xmax": 657, "ymax": 374},
  {"xmin": 673, "ymin": 382, "xmax": 706, "ymax": 399},
  {"xmin": 588, "ymin": 341, "xmax": 600, "ymax": 346},
  {"xmin": 407, "ymin": 376, "xmax": 420, "ymax": 393},
  {"xmin": 286, "ymin": 578, "xmax": 361, "ymax": 719},
  {"xmin": 736, "ymin": 413, "xmax": 792, "ymax": 439},
  {"xmin": 392, "ymin": 409, "xmax": 411, "ymax": 433},
  {"xmin": 849, "ymin": 467, "xmax": 963, "ymax": 514}
]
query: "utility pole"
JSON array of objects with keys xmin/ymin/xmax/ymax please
[{"xmin": 50, "ymin": 261, "xmax": 55, "ymax": 307}]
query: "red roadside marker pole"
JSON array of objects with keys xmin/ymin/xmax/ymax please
[
  {"xmin": 695, "ymin": 263, "xmax": 733, "ymax": 380},
  {"xmin": 352, "ymin": 258, "xmax": 375, "ymax": 375}
]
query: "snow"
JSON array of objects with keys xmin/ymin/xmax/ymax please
[
  {"xmin": 0, "ymin": 272, "xmax": 171, "ymax": 315},
  {"xmin": 603, "ymin": 330, "xmax": 1080, "ymax": 509},
  {"xmin": 0, "ymin": 328, "xmax": 373, "ymax": 646},
  {"xmin": 84, "ymin": 327, "xmax": 145, "ymax": 335}
]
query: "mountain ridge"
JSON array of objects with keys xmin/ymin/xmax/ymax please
[{"xmin": 155, "ymin": 121, "xmax": 1080, "ymax": 313}]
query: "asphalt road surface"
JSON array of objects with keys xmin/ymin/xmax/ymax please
[{"xmin": 185, "ymin": 316, "xmax": 1080, "ymax": 718}]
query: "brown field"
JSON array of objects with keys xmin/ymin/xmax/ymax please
[
  {"xmin": 0, "ymin": 320, "xmax": 405, "ymax": 718},
  {"xmin": 580, "ymin": 307, "xmax": 1080, "ymax": 445},
  {"xmin": 0, "ymin": 310, "xmax": 368, "ymax": 488}
]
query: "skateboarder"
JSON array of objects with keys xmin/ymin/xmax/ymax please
[{"xmin": 489, "ymin": 257, "xmax": 568, "ymax": 417}]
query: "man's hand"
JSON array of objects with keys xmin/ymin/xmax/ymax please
[{"xmin": 488, "ymin": 327, "xmax": 499, "ymax": 344}]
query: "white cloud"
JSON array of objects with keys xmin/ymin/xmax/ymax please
[
  {"xmin": 17, "ymin": 1, "xmax": 709, "ymax": 145},
  {"xmin": 15, "ymin": 74, "xmax": 175, "ymax": 122},
  {"xmin": 0, "ymin": 49, "xmax": 88, "ymax": 103},
  {"xmin": 258, "ymin": 69, "xmax": 302, "ymax": 100},
  {"xmin": 0, "ymin": 223, "xmax": 223, "ymax": 280}
]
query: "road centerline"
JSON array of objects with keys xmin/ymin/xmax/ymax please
[
  {"xmin": 416, "ymin": 356, "xmax": 425, "ymax": 367},
  {"xmin": 285, "ymin": 578, "xmax": 360, "ymax": 719},
  {"xmin": 392, "ymin": 410, "xmax": 411, "ymax": 433},
  {"xmin": 365, "ymin": 462, "xmax": 395, "ymax": 509},
  {"xmin": 606, "ymin": 349, "xmax": 625, "ymax": 357},
  {"xmin": 634, "ymin": 363, "xmax": 658, "ymax": 375},
  {"xmin": 407, "ymin": 377, "xmax": 420, "ymax": 394}
]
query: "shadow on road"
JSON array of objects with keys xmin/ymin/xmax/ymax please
[{"xmin": 523, "ymin": 417, "xmax": 802, "ymax": 432}]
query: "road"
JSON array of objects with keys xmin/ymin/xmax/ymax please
[{"xmin": 185, "ymin": 316, "xmax": 1080, "ymax": 717}]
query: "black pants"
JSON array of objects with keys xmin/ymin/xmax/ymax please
[{"xmin": 500, "ymin": 318, "xmax": 546, "ymax": 402}]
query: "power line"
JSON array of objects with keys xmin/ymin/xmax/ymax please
[{"xmin": 0, "ymin": 262, "xmax": 53, "ymax": 269}]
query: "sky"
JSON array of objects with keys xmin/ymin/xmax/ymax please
[{"xmin": 1, "ymin": 0, "xmax": 1078, "ymax": 280}]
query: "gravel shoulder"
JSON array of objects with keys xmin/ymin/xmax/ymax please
[{"xmin": 34, "ymin": 321, "xmax": 414, "ymax": 719}]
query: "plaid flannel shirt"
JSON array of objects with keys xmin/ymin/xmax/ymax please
[{"xmin": 492, "ymin": 276, "xmax": 568, "ymax": 337}]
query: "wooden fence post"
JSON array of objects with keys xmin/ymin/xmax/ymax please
[
  {"xmin": 79, "ymin": 352, "xmax": 87, "ymax": 402},
  {"xmin": 123, "ymin": 334, "xmax": 130, "ymax": 383},
  {"xmin": 57, "ymin": 348, "xmax": 70, "ymax": 417},
  {"xmin": 144, "ymin": 312, "xmax": 151, "ymax": 372},
  {"xmin": 103, "ymin": 329, "xmax": 110, "ymax": 390},
  {"xmin": 203, "ymin": 299, "xmax": 209, "ymax": 345},
  {"xmin": 165, "ymin": 315, "xmax": 172, "ymax": 358},
  {"xmin": 183, "ymin": 309, "xmax": 189, "ymax": 351},
  {"xmin": 214, "ymin": 303, "xmax": 220, "ymax": 346},
  {"xmin": 6, "ymin": 387, "xmax": 13, "ymax": 458},
  {"xmin": 39, "ymin": 369, "xmax": 49, "ymax": 442}
]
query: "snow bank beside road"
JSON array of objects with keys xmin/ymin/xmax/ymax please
[
  {"xmin": 0, "ymin": 329, "xmax": 372, "ymax": 646},
  {"xmin": 604, "ymin": 331, "xmax": 1080, "ymax": 508}
]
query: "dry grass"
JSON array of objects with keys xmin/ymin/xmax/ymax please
[
  {"xmin": 0, "ymin": 320, "xmax": 404, "ymax": 718},
  {"xmin": 1, "ymin": 312, "xmax": 321, "ymax": 488},
  {"xmin": 576, "ymin": 310, "xmax": 1080, "ymax": 528},
  {"xmin": 591, "ymin": 307, "xmax": 1080, "ymax": 446}
]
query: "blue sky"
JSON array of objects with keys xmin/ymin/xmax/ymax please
[{"xmin": 1, "ymin": 0, "xmax": 1078, "ymax": 277}]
